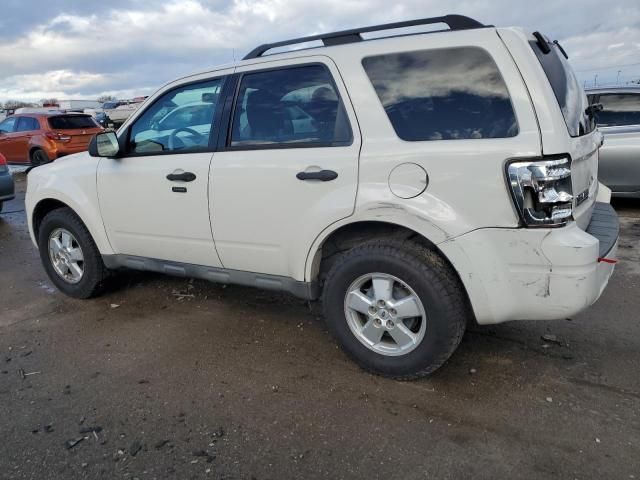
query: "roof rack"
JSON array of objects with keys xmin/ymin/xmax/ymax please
[{"xmin": 243, "ymin": 15, "xmax": 486, "ymax": 60}]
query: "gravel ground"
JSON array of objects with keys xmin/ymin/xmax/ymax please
[{"xmin": 1, "ymin": 173, "xmax": 639, "ymax": 479}]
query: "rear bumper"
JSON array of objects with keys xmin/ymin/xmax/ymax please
[{"xmin": 440, "ymin": 202, "xmax": 619, "ymax": 324}]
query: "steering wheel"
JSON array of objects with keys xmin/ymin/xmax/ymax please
[{"xmin": 168, "ymin": 127, "xmax": 204, "ymax": 150}]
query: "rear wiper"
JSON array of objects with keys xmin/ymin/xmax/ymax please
[{"xmin": 585, "ymin": 103, "xmax": 603, "ymax": 118}]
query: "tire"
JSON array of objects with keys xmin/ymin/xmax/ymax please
[
  {"xmin": 37, "ymin": 207, "xmax": 109, "ymax": 299},
  {"xmin": 30, "ymin": 148, "xmax": 49, "ymax": 166},
  {"xmin": 322, "ymin": 239, "xmax": 468, "ymax": 380}
]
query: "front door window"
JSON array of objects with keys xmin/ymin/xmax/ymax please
[{"xmin": 128, "ymin": 79, "xmax": 224, "ymax": 154}]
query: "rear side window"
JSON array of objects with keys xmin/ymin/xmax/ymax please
[
  {"xmin": 230, "ymin": 64, "xmax": 352, "ymax": 147},
  {"xmin": 595, "ymin": 94, "xmax": 640, "ymax": 127},
  {"xmin": 529, "ymin": 39, "xmax": 594, "ymax": 137},
  {"xmin": 16, "ymin": 117, "xmax": 40, "ymax": 132},
  {"xmin": 362, "ymin": 47, "xmax": 518, "ymax": 141},
  {"xmin": 48, "ymin": 115, "xmax": 98, "ymax": 130}
]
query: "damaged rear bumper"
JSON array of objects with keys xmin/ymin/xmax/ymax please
[{"xmin": 440, "ymin": 202, "xmax": 619, "ymax": 325}]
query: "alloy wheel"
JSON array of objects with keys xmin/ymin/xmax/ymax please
[
  {"xmin": 48, "ymin": 228, "xmax": 85, "ymax": 284},
  {"xmin": 344, "ymin": 273, "xmax": 427, "ymax": 356}
]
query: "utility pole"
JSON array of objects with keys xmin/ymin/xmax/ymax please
[
  {"xmin": 617, "ymin": 70, "xmax": 622, "ymax": 84},
  {"xmin": 594, "ymin": 74, "xmax": 598, "ymax": 86}
]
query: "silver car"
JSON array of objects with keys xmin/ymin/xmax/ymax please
[{"xmin": 587, "ymin": 86, "xmax": 640, "ymax": 197}]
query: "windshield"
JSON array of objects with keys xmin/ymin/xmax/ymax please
[{"xmin": 530, "ymin": 37, "xmax": 595, "ymax": 137}]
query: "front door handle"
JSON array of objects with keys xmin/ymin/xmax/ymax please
[
  {"xmin": 166, "ymin": 171, "xmax": 196, "ymax": 182},
  {"xmin": 296, "ymin": 170, "xmax": 338, "ymax": 182}
]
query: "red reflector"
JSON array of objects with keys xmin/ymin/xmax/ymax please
[{"xmin": 598, "ymin": 257, "xmax": 618, "ymax": 264}]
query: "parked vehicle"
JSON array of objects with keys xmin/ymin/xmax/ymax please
[
  {"xmin": 0, "ymin": 153, "xmax": 15, "ymax": 213},
  {"xmin": 26, "ymin": 15, "xmax": 618, "ymax": 379},
  {"xmin": 43, "ymin": 100, "xmax": 103, "ymax": 113},
  {"xmin": 56, "ymin": 100, "xmax": 102, "ymax": 112},
  {"xmin": 94, "ymin": 111, "xmax": 112, "ymax": 128},
  {"xmin": 0, "ymin": 113, "xmax": 103, "ymax": 165},
  {"xmin": 103, "ymin": 101, "xmax": 144, "ymax": 126},
  {"xmin": 587, "ymin": 86, "xmax": 640, "ymax": 197}
]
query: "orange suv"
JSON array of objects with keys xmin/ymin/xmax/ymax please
[{"xmin": 0, "ymin": 113, "xmax": 103, "ymax": 165}]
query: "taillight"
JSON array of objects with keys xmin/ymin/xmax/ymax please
[
  {"xmin": 45, "ymin": 132, "xmax": 71, "ymax": 142},
  {"xmin": 507, "ymin": 157, "xmax": 573, "ymax": 227}
]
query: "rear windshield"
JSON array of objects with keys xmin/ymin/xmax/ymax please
[
  {"xmin": 48, "ymin": 115, "xmax": 98, "ymax": 130},
  {"xmin": 529, "ymin": 39, "xmax": 594, "ymax": 137}
]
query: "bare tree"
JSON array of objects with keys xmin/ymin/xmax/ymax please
[
  {"xmin": 97, "ymin": 94, "xmax": 117, "ymax": 103},
  {"xmin": 40, "ymin": 98, "xmax": 59, "ymax": 106},
  {"xmin": 3, "ymin": 100, "xmax": 36, "ymax": 110}
]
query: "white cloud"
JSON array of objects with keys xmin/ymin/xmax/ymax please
[
  {"xmin": 1, "ymin": 0, "xmax": 639, "ymax": 102},
  {"xmin": 0, "ymin": 70, "xmax": 155, "ymax": 102}
]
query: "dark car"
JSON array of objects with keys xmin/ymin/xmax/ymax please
[{"xmin": 0, "ymin": 152, "xmax": 15, "ymax": 213}]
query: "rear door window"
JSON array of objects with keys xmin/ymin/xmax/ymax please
[
  {"xmin": 48, "ymin": 115, "xmax": 99, "ymax": 130},
  {"xmin": 16, "ymin": 117, "xmax": 40, "ymax": 132},
  {"xmin": 529, "ymin": 38, "xmax": 594, "ymax": 137},
  {"xmin": 229, "ymin": 64, "xmax": 352, "ymax": 147},
  {"xmin": 595, "ymin": 94, "xmax": 640, "ymax": 127},
  {"xmin": 362, "ymin": 47, "xmax": 518, "ymax": 141}
]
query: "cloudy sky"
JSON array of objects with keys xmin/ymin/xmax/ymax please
[{"xmin": 0, "ymin": 0, "xmax": 639, "ymax": 103}]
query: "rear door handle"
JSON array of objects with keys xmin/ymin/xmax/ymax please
[
  {"xmin": 296, "ymin": 170, "xmax": 338, "ymax": 182},
  {"xmin": 166, "ymin": 171, "xmax": 196, "ymax": 182}
]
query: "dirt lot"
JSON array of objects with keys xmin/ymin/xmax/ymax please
[{"xmin": 1, "ymin": 173, "xmax": 639, "ymax": 479}]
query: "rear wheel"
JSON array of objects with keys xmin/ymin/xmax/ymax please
[
  {"xmin": 322, "ymin": 240, "xmax": 469, "ymax": 379},
  {"xmin": 37, "ymin": 207, "xmax": 109, "ymax": 298},
  {"xmin": 30, "ymin": 148, "xmax": 49, "ymax": 166}
]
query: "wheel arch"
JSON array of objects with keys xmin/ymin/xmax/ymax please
[
  {"xmin": 28, "ymin": 145, "xmax": 46, "ymax": 162},
  {"xmin": 32, "ymin": 198, "xmax": 69, "ymax": 240},
  {"xmin": 30, "ymin": 195, "xmax": 113, "ymax": 255},
  {"xmin": 307, "ymin": 219, "xmax": 472, "ymax": 309}
]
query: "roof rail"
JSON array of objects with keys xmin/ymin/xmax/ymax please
[{"xmin": 243, "ymin": 15, "xmax": 486, "ymax": 60}]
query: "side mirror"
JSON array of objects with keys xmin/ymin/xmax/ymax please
[{"xmin": 89, "ymin": 131, "xmax": 121, "ymax": 157}]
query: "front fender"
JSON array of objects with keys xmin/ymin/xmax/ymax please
[{"xmin": 26, "ymin": 156, "xmax": 113, "ymax": 255}]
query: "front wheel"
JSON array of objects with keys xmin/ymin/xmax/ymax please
[
  {"xmin": 322, "ymin": 240, "xmax": 469, "ymax": 379},
  {"xmin": 37, "ymin": 207, "xmax": 110, "ymax": 298}
]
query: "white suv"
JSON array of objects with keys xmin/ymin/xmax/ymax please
[{"xmin": 26, "ymin": 15, "xmax": 619, "ymax": 379}]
